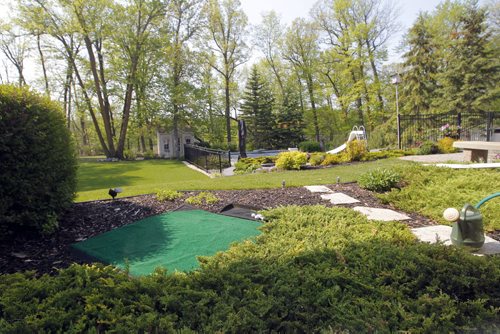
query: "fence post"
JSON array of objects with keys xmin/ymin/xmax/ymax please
[
  {"xmin": 457, "ymin": 113, "xmax": 462, "ymax": 139},
  {"xmin": 218, "ymin": 154, "xmax": 222, "ymax": 174},
  {"xmin": 486, "ymin": 112, "xmax": 493, "ymax": 142}
]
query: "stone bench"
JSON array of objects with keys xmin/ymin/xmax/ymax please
[{"xmin": 453, "ymin": 141, "xmax": 500, "ymax": 162}]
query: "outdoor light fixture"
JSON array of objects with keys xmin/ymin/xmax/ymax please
[
  {"xmin": 108, "ymin": 188, "xmax": 123, "ymax": 200},
  {"xmin": 391, "ymin": 73, "xmax": 402, "ymax": 149}
]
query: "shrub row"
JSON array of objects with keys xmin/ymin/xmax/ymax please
[
  {"xmin": 1, "ymin": 206, "xmax": 499, "ymax": 332},
  {"xmin": 234, "ymin": 156, "xmax": 277, "ymax": 173}
]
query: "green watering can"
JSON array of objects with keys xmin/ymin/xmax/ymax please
[{"xmin": 443, "ymin": 192, "xmax": 500, "ymax": 251}]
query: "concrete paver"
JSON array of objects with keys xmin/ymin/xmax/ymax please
[
  {"xmin": 320, "ymin": 193, "xmax": 360, "ymax": 204},
  {"xmin": 304, "ymin": 185, "xmax": 333, "ymax": 193},
  {"xmin": 411, "ymin": 225, "xmax": 500, "ymax": 256},
  {"xmin": 353, "ymin": 207, "xmax": 410, "ymax": 221}
]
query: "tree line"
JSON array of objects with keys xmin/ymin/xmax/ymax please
[{"xmin": 0, "ymin": 0, "xmax": 498, "ymax": 158}]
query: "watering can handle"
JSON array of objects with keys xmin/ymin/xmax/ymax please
[{"xmin": 475, "ymin": 193, "xmax": 500, "ymax": 209}]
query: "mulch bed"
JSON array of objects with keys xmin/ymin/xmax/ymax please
[{"xmin": 1, "ymin": 183, "xmax": 497, "ymax": 276}]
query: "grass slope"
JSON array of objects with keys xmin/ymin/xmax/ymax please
[
  {"xmin": 76, "ymin": 158, "xmax": 406, "ymax": 202},
  {"xmin": 379, "ymin": 165, "xmax": 500, "ymax": 230}
]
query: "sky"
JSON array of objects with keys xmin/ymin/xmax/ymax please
[
  {"xmin": 0, "ymin": 0, "xmax": 490, "ymax": 82},
  {"xmin": 239, "ymin": 0, "xmax": 487, "ymax": 63}
]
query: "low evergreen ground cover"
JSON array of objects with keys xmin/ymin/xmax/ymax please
[
  {"xmin": 1, "ymin": 206, "xmax": 498, "ymax": 332},
  {"xmin": 379, "ymin": 165, "xmax": 500, "ymax": 230}
]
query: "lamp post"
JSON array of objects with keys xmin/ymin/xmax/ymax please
[{"xmin": 391, "ymin": 73, "xmax": 401, "ymax": 149}]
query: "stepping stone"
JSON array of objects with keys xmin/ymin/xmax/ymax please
[
  {"xmin": 411, "ymin": 225, "xmax": 500, "ymax": 256},
  {"xmin": 304, "ymin": 185, "xmax": 333, "ymax": 193},
  {"xmin": 320, "ymin": 193, "xmax": 360, "ymax": 204},
  {"xmin": 353, "ymin": 207, "xmax": 410, "ymax": 221}
]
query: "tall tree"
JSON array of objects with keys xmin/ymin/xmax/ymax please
[
  {"xmin": 284, "ymin": 18, "xmax": 321, "ymax": 144},
  {"xmin": 240, "ymin": 65, "xmax": 275, "ymax": 149},
  {"xmin": 254, "ymin": 11, "xmax": 287, "ymax": 101},
  {"xmin": 437, "ymin": 2, "xmax": 498, "ymax": 113},
  {"xmin": 0, "ymin": 24, "xmax": 30, "ymax": 86},
  {"xmin": 18, "ymin": 0, "xmax": 166, "ymax": 158},
  {"xmin": 205, "ymin": 0, "xmax": 248, "ymax": 145},
  {"xmin": 164, "ymin": 0, "xmax": 204, "ymax": 158},
  {"xmin": 402, "ymin": 14, "xmax": 438, "ymax": 114}
]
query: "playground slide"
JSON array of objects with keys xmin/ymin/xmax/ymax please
[{"xmin": 326, "ymin": 130, "xmax": 365, "ymax": 154}]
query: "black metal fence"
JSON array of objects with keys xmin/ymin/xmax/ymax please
[
  {"xmin": 184, "ymin": 144, "xmax": 231, "ymax": 173},
  {"xmin": 398, "ymin": 111, "xmax": 498, "ymax": 149}
]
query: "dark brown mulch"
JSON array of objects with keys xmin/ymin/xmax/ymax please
[{"xmin": 0, "ymin": 183, "xmax": 496, "ymax": 276}]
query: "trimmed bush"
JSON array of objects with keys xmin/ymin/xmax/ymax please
[
  {"xmin": 0, "ymin": 85, "xmax": 77, "ymax": 236},
  {"xmin": 275, "ymin": 151, "xmax": 307, "ymax": 170},
  {"xmin": 418, "ymin": 141, "xmax": 439, "ymax": 155},
  {"xmin": 234, "ymin": 156, "xmax": 277, "ymax": 173},
  {"xmin": 298, "ymin": 140, "xmax": 321, "ymax": 152},
  {"xmin": 358, "ymin": 168, "xmax": 401, "ymax": 192},
  {"xmin": 308, "ymin": 153, "xmax": 325, "ymax": 166},
  {"xmin": 321, "ymin": 152, "xmax": 350, "ymax": 166},
  {"xmin": 437, "ymin": 137, "xmax": 457, "ymax": 153},
  {"xmin": 185, "ymin": 192, "xmax": 219, "ymax": 205},
  {"xmin": 345, "ymin": 139, "xmax": 368, "ymax": 161},
  {"xmin": 156, "ymin": 189, "xmax": 183, "ymax": 202}
]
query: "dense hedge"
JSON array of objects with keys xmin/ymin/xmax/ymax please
[
  {"xmin": 1, "ymin": 206, "xmax": 499, "ymax": 332},
  {"xmin": 0, "ymin": 85, "xmax": 77, "ymax": 236}
]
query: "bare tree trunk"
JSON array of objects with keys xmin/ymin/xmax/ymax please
[
  {"xmin": 37, "ymin": 35, "xmax": 50, "ymax": 96},
  {"xmin": 306, "ymin": 73, "xmax": 320, "ymax": 144},
  {"xmin": 83, "ymin": 35, "xmax": 116, "ymax": 156},
  {"xmin": 224, "ymin": 74, "xmax": 231, "ymax": 144}
]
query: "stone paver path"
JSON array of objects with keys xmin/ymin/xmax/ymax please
[
  {"xmin": 353, "ymin": 207, "xmax": 411, "ymax": 221},
  {"xmin": 320, "ymin": 193, "xmax": 360, "ymax": 204},
  {"xmin": 411, "ymin": 225, "xmax": 500, "ymax": 255},
  {"xmin": 304, "ymin": 185, "xmax": 499, "ymax": 255},
  {"xmin": 304, "ymin": 185, "xmax": 334, "ymax": 193}
]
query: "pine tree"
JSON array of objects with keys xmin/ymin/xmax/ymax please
[
  {"xmin": 240, "ymin": 66, "xmax": 276, "ymax": 149},
  {"xmin": 273, "ymin": 88, "xmax": 304, "ymax": 148},
  {"xmin": 402, "ymin": 14, "xmax": 438, "ymax": 115},
  {"xmin": 437, "ymin": 3, "xmax": 498, "ymax": 113}
]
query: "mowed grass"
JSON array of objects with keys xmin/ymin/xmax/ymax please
[{"xmin": 76, "ymin": 158, "xmax": 407, "ymax": 202}]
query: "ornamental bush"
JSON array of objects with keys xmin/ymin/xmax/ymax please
[
  {"xmin": 0, "ymin": 85, "xmax": 77, "ymax": 237},
  {"xmin": 437, "ymin": 137, "xmax": 457, "ymax": 153},
  {"xmin": 156, "ymin": 189, "xmax": 183, "ymax": 202},
  {"xmin": 298, "ymin": 140, "xmax": 321, "ymax": 152},
  {"xmin": 275, "ymin": 151, "xmax": 307, "ymax": 170},
  {"xmin": 345, "ymin": 139, "xmax": 368, "ymax": 161},
  {"xmin": 418, "ymin": 141, "xmax": 439, "ymax": 155},
  {"xmin": 358, "ymin": 168, "xmax": 401, "ymax": 192}
]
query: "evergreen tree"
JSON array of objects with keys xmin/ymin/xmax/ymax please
[
  {"xmin": 240, "ymin": 66, "xmax": 275, "ymax": 149},
  {"xmin": 402, "ymin": 14, "xmax": 438, "ymax": 115},
  {"xmin": 273, "ymin": 88, "xmax": 304, "ymax": 148},
  {"xmin": 437, "ymin": 3, "xmax": 499, "ymax": 113}
]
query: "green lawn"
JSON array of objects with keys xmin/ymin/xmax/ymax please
[{"xmin": 76, "ymin": 158, "xmax": 407, "ymax": 202}]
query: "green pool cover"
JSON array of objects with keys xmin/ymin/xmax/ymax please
[{"xmin": 71, "ymin": 210, "xmax": 261, "ymax": 276}]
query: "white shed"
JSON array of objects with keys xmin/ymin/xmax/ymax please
[{"xmin": 157, "ymin": 128, "xmax": 197, "ymax": 158}]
